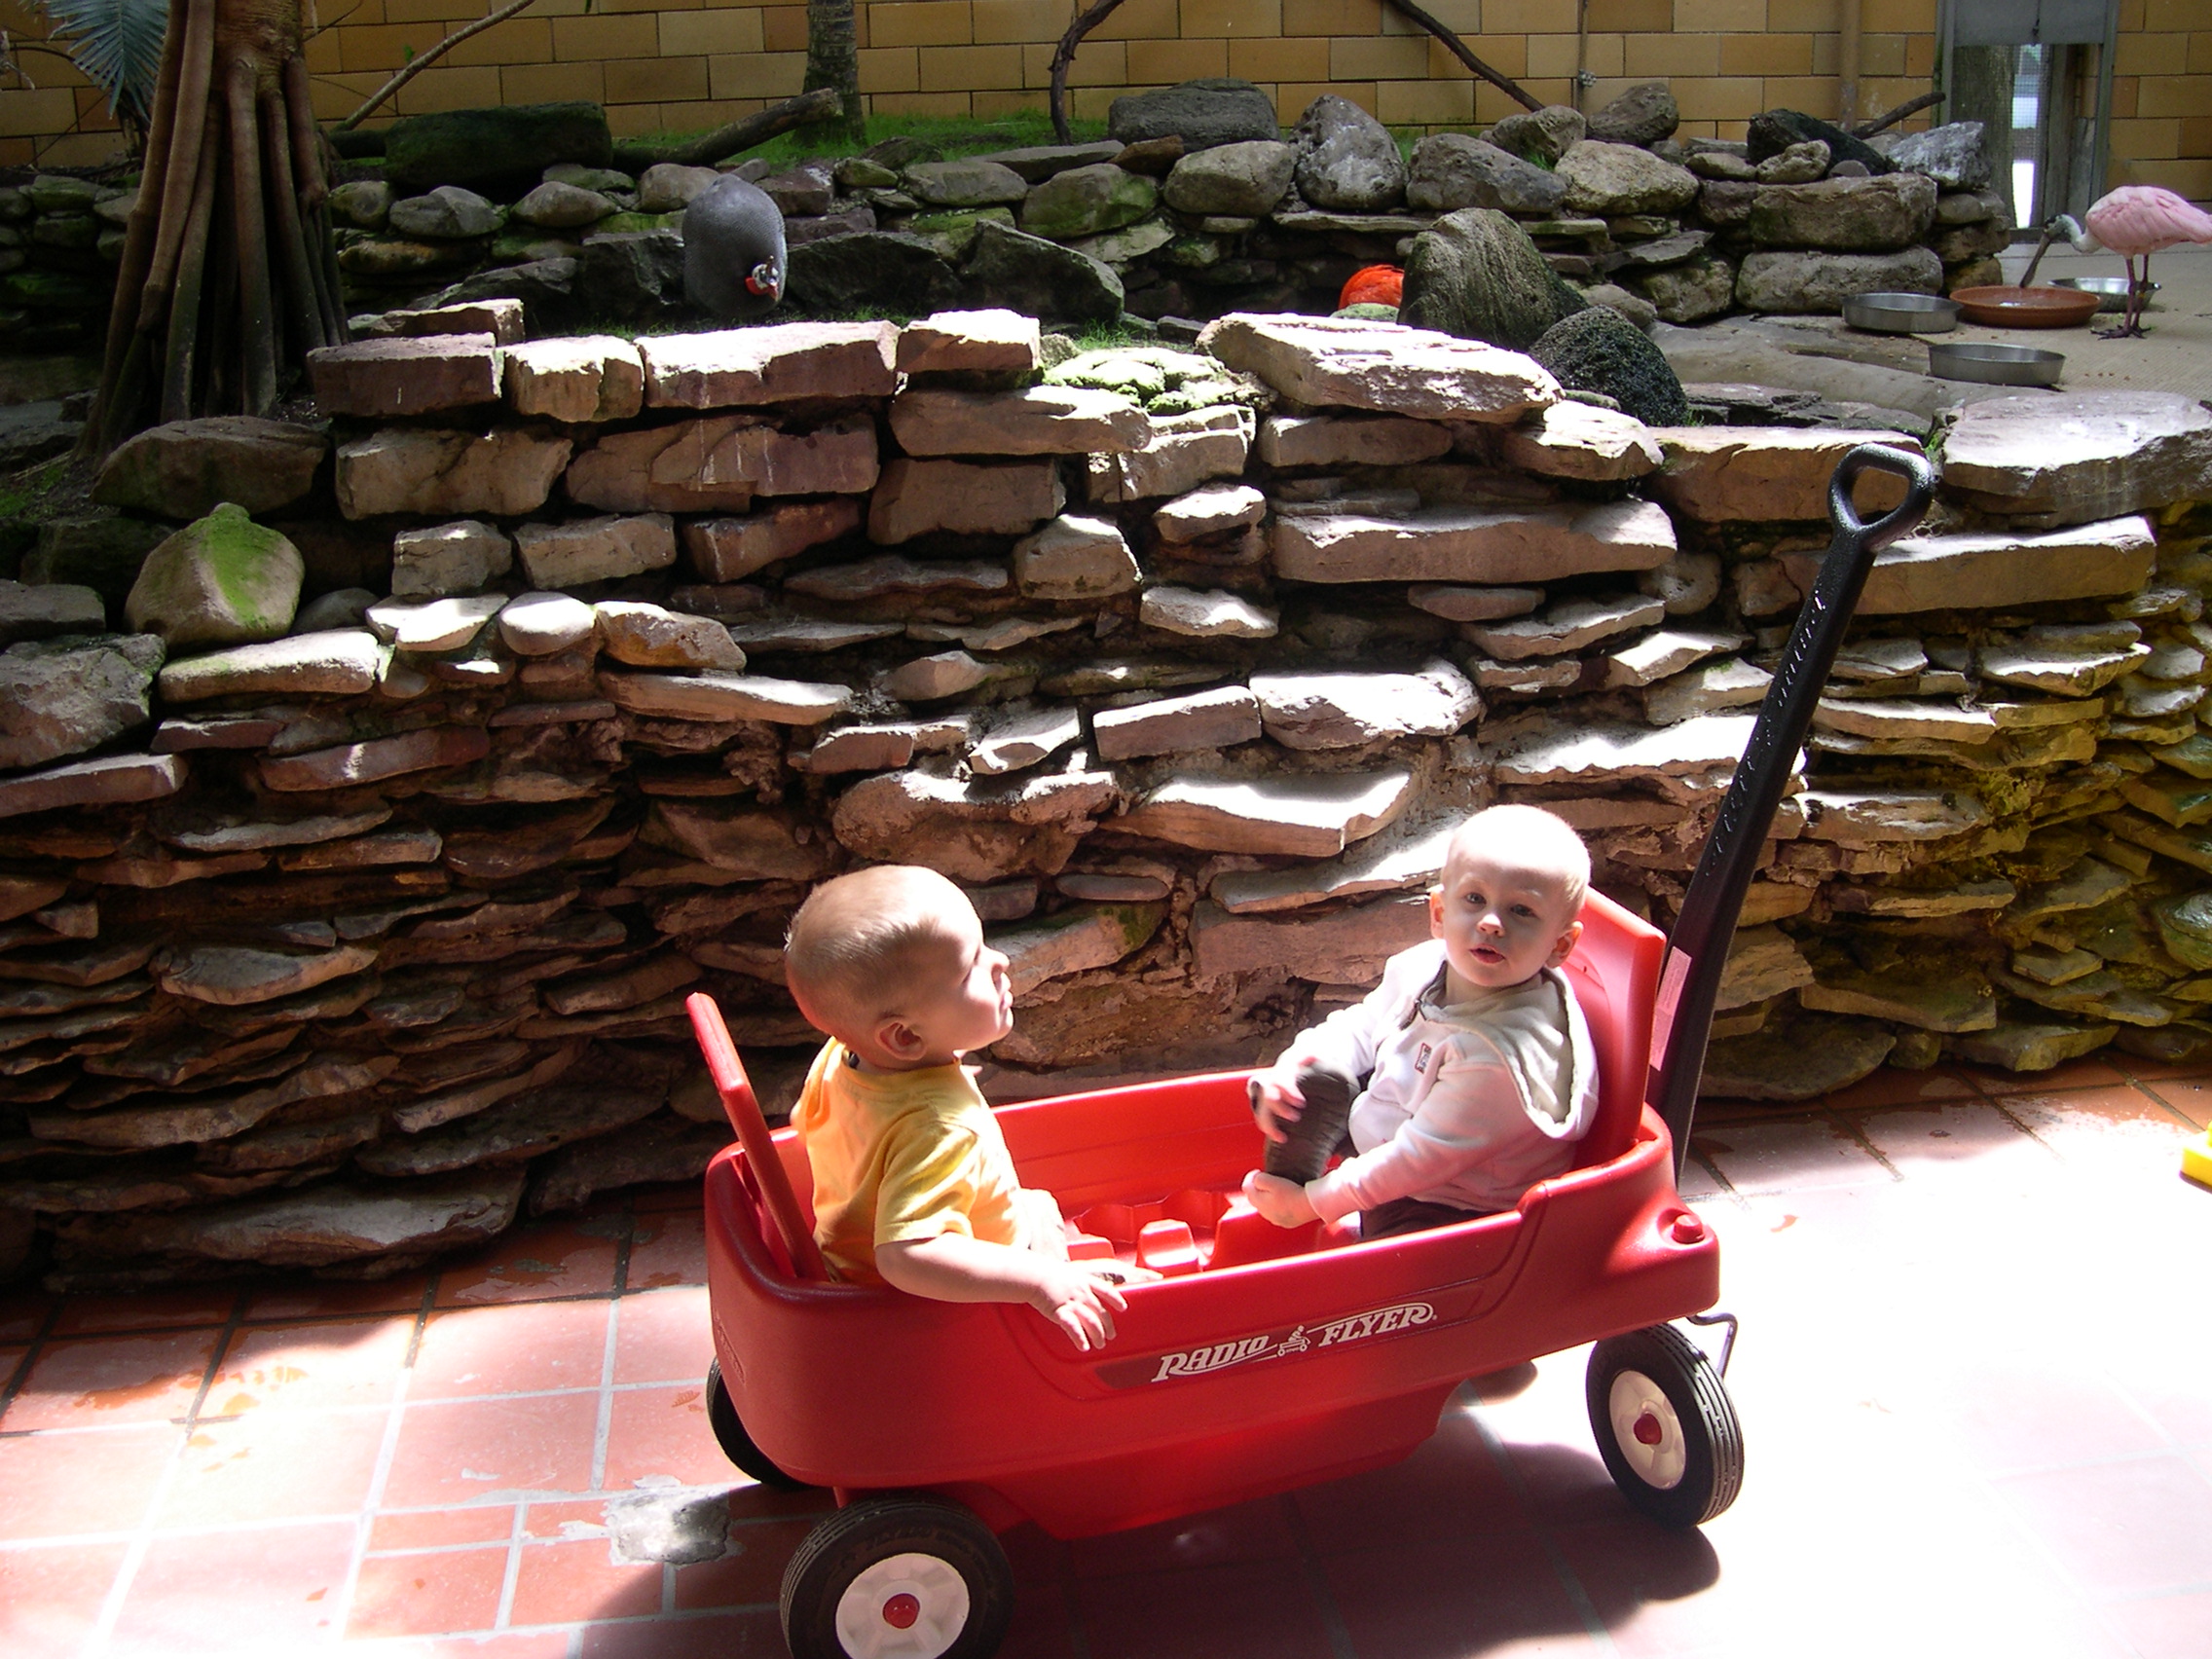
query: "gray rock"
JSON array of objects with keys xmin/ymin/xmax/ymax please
[
  {"xmin": 1885, "ymin": 122, "xmax": 1991, "ymax": 191},
  {"xmin": 1701, "ymin": 1010, "xmax": 1895, "ymax": 1100},
  {"xmin": 1754, "ymin": 140, "xmax": 1829, "ymax": 185},
  {"xmin": 1940, "ymin": 392, "xmax": 2212, "ymax": 529},
  {"xmin": 0, "ymin": 580, "xmax": 102, "ymax": 645},
  {"xmin": 387, "ymin": 185, "xmax": 499, "ymax": 240},
  {"xmin": 124, "ymin": 504, "xmax": 303, "ymax": 649},
  {"xmin": 1485, "ymin": 105, "xmax": 1587, "ymax": 166},
  {"xmin": 1018, "ymin": 163, "xmax": 1157, "ymax": 239},
  {"xmin": 1530, "ymin": 306, "xmax": 1686, "ymax": 426},
  {"xmin": 93, "ymin": 417, "xmax": 326, "ymax": 521},
  {"xmin": 1292, "ymin": 94, "xmax": 1406, "ymax": 211},
  {"xmin": 1108, "ymin": 78, "xmax": 1280, "ymax": 150},
  {"xmin": 513, "ymin": 514, "xmax": 675, "ymax": 588},
  {"xmin": 1735, "ymin": 246, "xmax": 1943, "ymax": 313},
  {"xmin": 1251, "ymin": 662, "xmax": 1478, "ymax": 748},
  {"xmin": 788, "ymin": 231, "xmax": 963, "ymax": 315},
  {"xmin": 1748, "ymin": 172, "xmax": 1937, "ymax": 250},
  {"xmin": 328, "ymin": 179, "xmax": 391, "ymax": 230},
  {"xmin": 510, "ymin": 180, "xmax": 614, "ymax": 229},
  {"xmin": 581, "ymin": 228, "xmax": 690, "ymax": 324},
  {"xmin": 602, "ymin": 1484, "xmax": 743, "ymax": 1566},
  {"xmin": 960, "ymin": 221, "xmax": 1123, "ymax": 324},
  {"xmin": 1013, "ymin": 514, "xmax": 1139, "ymax": 599},
  {"xmin": 0, "ymin": 634, "xmax": 164, "ymax": 772},
  {"xmin": 1588, "ymin": 81, "xmax": 1678, "ymax": 146},
  {"xmin": 1936, "ymin": 189, "xmax": 1998, "ymax": 225},
  {"xmin": 1627, "ymin": 252, "xmax": 1736, "ymax": 324},
  {"xmin": 1161, "ymin": 141, "xmax": 1297, "ymax": 217},
  {"xmin": 636, "ymin": 162, "xmax": 722, "ymax": 211},
  {"xmin": 973, "ymin": 142, "xmax": 1126, "ymax": 182},
  {"xmin": 904, "ymin": 159, "xmax": 1031, "ymax": 207},
  {"xmin": 1399, "ymin": 207, "xmax": 1588, "ymax": 352},
  {"xmin": 1557, "ymin": 141, "xmax": 1699, "ymax": 217},
  {"xmin": 157, "ymin": 629, "xmax": 384, "ymax": 701},
  {"xmin": 1405, "ymin": 135, "xmax": 1567, "ymax": 215},
  {"xmin": 1120, "ymin": 769, "xmax": 1415, "ymax": 859},
  {"xmin": 1747, "ymin": 109, "xmax": 1893, "ymax": 175},
  {"xmin": 293, "ymin": 588, "xmax": 375, "ymax": 631}
]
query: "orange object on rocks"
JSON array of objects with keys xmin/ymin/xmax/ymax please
[{"xmin": 1339, "ymin": 265, "xmax": 1403, "ymax": 309}]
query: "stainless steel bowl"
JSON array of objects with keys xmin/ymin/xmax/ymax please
[
  {"xmin": 2050, "ymin": 275, "xmax": 2156, "ymax": 313},
  {"xmin": 1843, "ymin": 291, "xmax": 1962, "ymax": 334},
  {"xmin": 1928, "ymin": 340, "xmax": 2065, "ymax": 387}
]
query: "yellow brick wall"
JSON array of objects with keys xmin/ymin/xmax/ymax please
[{"xmin": 0, "ymin": 0, "xmax": 2204, "ymax": 197}]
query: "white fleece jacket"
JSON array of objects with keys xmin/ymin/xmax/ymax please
[{"xmin": 1278, "ymin": 940, "xmax": 1601, "ymax": 1223}]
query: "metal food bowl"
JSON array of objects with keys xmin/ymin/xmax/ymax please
[
  {"xmin": 1842, "ymin": 292, "xmax": 1962, "ymax": 334},
  {"xmin": 1928, "ymin": 340, "xmax": 2065, "ymax": 387},
  {"xmin": 2051, "ymin": 276, "xmax": 2156, "ymax": 313}
]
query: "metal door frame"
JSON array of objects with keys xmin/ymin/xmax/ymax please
[{"xmin": 1936, "ymin": 0, "xmax": 2118, "ymax": 220}]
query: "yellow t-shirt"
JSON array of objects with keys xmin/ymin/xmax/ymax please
[{"xmin": 792, "ymin": 1039, "xmax": 1028, "ymax": 1286}]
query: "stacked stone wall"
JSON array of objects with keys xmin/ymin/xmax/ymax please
[{"xmin": 4, "ymin": 303, "xmax": 2210, "ymax": 1290}]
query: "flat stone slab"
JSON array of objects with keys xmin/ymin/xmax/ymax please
[
  {"xmin": 991, "ymin": 902, "xmax": 1163, "ymax": 995},
  {"xmin": 1946, "ymin": 1019, "xmax": 2116, "ymax": 1072},
  {"xmin": 1117, "ymin": 768, "xmax": 1417, "ymax": 858},
  {"xmin": 1157, "ymin": 483, "xmax": 1267, "ymax": 542},
  {"xmin": 158, "ymin": 629, "xmax": 385, "ymax": 701},
  {"xmin": 1492, "ymin": 712, "xmax": 1761, "ymax": 786},
  {"xmin": 1604, "ymin": 627, "xmax": 1745, "ymax": 688},
  {"xmin": 1700, "ymin": 1010, "xmax": 1896, "ymax": 1100},
  {"xmin": 1648, "ymin": 426, "xmax": 1923, "ymax": 521},
  {"xmin": 889, "ymin": 386, "xmax": 1150, "ymax": 457},
  {"xmin": 1272, "ymin": 498, "xmax": 1674, "ymax": 584},
  {"xmin": 1780, "ymin": 516, "xmax": 2157, "ymax": 613},
  {"xmin": 92, "ymin": 417, "xmax": 328, "ymax": 521},
  {"xmin": 682, "ymin": 498, "xmax": 864, "ymax": 583},
  {"xmin": 639, "ymin": 321, "xmax": 899, "ymax": 408},
  {"xmin": 830, "ymin": 764, "xmax": 1118, "ymax": 882},
  {"xmin": 1197, "ymin": 313, "xmax": 1558, "ymax": 424},
  {"xmin": 1466, "ymin": 593, "xmax": 1666, "ymax": 661},
  {"xmin": 307, "ymin": 333, "xmax": 500, "ymax": 417},
  {"xmin": 1210, "ymin": 817, "xmax": 1457, "ymax": 915},
  {"xmin": 1088, "ymin": 405, "xmax": 1253, "ymax": 503},
  {"xmin": 498, "ymin": 592, "xmax": 597, "ymax": 655},
  {"xmin": 568, "ymin": 413, "xmax": 877, "ymax": 513},
  {"xmin": 868, "ymin": 458, "xmax": 1065, "ymax": 543},
  {"xmin": 897, "ymin": 309, "xmax": 1042, "ymax": 377},
  {"xmin": 1191, "ymin": 894, "xmax": 1434, "ymax": 984},
  {"xmin": 1406, "ymin": 584, "xmax": 1542, "ymax": 623},
  {"xmin": 335, "ymin": 427, "xmax": 571, "ymax": 519},
  {"xmin": 1494, "ymin": 402, "xmax": 1662, "ymax": 481},
  {"xmin": 786, "ymin": 555, "xmax": 1009, "ymax": 602},
  {"xmin": 261, "ymin": 726, "xmax": 490, "ymax": 792},
  {"xmin": 1093, "ymin": 686, "xmax": 1262, "ymax": 760},
  {"xmin": 1830, "ymin": 878, "xmax": 2017, "ymax": 917},
  {"xmin": 969, "ymin": 707, "xmax": 1082, "ymax": 777},
  {"xmin": 1796, "ymin": 788, "xmax": 1989, "ymax": 843},
  {"xmin": 514, "ymin": 514, "xmax": 677, "ymax": 588},
  {"xmin": 600, "ymin": 669, "xmax": 851, "ymax": 725},
  {"xmin": 0, "ymin": 753, "xmax": 185, "ymax": 820},
  {"xmin": 1251, "ymin": 662, "xmax": 1479, "ymax": 749},
  {"xmin": 502, "ymin": 335, "xmax": 645, "ymax": 423},
  {"xmin": 156, "ymin": 941, "xmax": 379, "ymax": 1006},
  {"xmin": 726, "ymin": 616, "xmax": 905, "ymax": 652},
  {"xmin": 1941, "ymin": 391, "xmax": 2212, "ymax": 527},
  {"xmin": 1978, "ymin": 637, "xmax": 2148, "ymax": 694},
  {"xmin": 365, "ymin": 594, "xmax": 506, "ymax": 652},
  {"xmin": 1140, "ymin": 587, "xmax": 1277, "ymax": 639},
  {"xmin": 1014, "ymin": 515, "xmax": 1140, "ymax": 599},
  {"xmin": 1256, "ymin": 412, "xmax": 1456, "ymax": 468},
  {"xmin": 879, "ymin": 650, "xmax": 993, "ymax": 701},
  {"xmin": 1812, "ymin": 698, "xmax": 1998, "ymax": 744},
  {"xmin": 596, "ymin": 601, "xmax": 745, "ymax": 670}
]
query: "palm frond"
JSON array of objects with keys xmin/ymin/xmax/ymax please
[{"xmin": 27, "ymin": 0, "xmax": 168, "ymax": 121}]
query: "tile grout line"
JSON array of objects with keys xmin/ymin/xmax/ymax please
[
  {"xmin": 327, "ymin": 1270, "xmax": 440, "ymax": 1644},
  {"xmin": 80, "ymin": 1282, "xmax": 249, "ymax": 1659},
  {"xmin": 1466, "ymin": 1397, "xmax": 1622, "ymax": 1657},
  {"xmin": 0, "ymin": 1296, "xmax": 61, "ymax": 1426},
  {"xmin": 1275, "ymin": 1491, "xmax": 1358, "ymax": 1659}
]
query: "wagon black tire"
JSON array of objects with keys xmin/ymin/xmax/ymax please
[
  {"xmin": 705, "ymin": 1358, "xmax": 807, "ymax": 1491},
  {"xmin": 1585, "ymin": 1323, "xmax": 1744, "ymax": 1529},
  {"xmin": 780, "ymin": 1495, "xmax": 1014, "ymax": 1659}
]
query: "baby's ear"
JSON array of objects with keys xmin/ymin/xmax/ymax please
[{"xmin": 1546, "ymin": 918, "xmax": 1584, "ymax": 967}]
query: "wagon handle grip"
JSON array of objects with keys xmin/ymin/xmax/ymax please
[
  {"xmin": 1649, "ymin": 443, "xmax": 1937, "ymax": 1174},
  {"xmin": 686, "ymin": 991, "xmax": 828, "ymax": 1280}
]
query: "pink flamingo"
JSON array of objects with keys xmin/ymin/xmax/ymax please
[{"xmin": 2079, "ymin": 185, "xmax": 2212, "ymax": 339}]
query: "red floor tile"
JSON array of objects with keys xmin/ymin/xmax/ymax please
[
  {"xmin": 1993, "ymin": 1453, "xmax": 2212, "ymax": 1595},
  {"xmin": 381, "ymin": 1393, "xmax": 603, "ymax": 1509},
  {"xmin": 105, "ymin": 1518, "xmax": 354, "ymax": 1656},
  {"xmin": 0, "ymin": 1291, "xmax": 53, "ymax": 1344},
  {"xmin": 1969, "ymin": 1054, "xmax": 2132, "ymax": 1094},
  {"xmin": 1816, "ymin": 1064, "xmax": 1980, "ymax": 1110},
  {"xmin": 611, "ymin": 1287, "xmax": 712, "ymax": 1386},
  {"xmin": 1075, "ymin": 1558, "xmax": 1339, "ymax": 1659},
  {"xmin": 1069, "ymin": 1493, "xmax": 1299, "ymax": 1580},
  {"xmin": 601, "ymin": 1383, "xmax": 733, "ymax": 1491},
  {"xmin": 574, "ymin": 1606, "xmax": 784, "ymax": 1658},
  {"xmin": 2, "ymin": 1328, "xmax": 220, "ymax": 1431},
  {"xmin": 625, "ymin": 1211, "xmax": 708, "ymax": 1291},
  {"xmin": 1548, "ymin": 1516, "xmax": 1727, "ymax": 1659},
  {"xmin": 2135, "ymin": 1073, "xmax": 2212, "ymax": 1129},
  {"xmin": 370, "ymin": 1504, "xmax": 517, "ymax": 1553},
  {"xmin": 48, "ymin": 1285, "xmax": 240, "ymax": 1337},
  {"xmin": 207, "ymin": 1317, "xmax": 415, "ymax": 1416},
  {"xmin": 509, "ymin": 1534, "xmax": 664, "ymax": 1624},
  {"xmin": 156, "ymin": 1406, "xmax": 388, "ymax": 1527},
  {"xmin": 437, "ymin": 1220, "xmax": 622, "ymax": 1307},
  {"xmin": 0, "ymin": 1539, "xmax": 129, "ymax": 1654},
  {"xmin": 1690, "ymin": 1118, "xmax": 1894, "ymax": 1196},
  {"xmin": 1291, "ymin": 1403, "xmax": 1533, "ymax": 1549},
  {"xmin": 243, "ymin": 1273, "xmax": 430, "ymax": 1325},
  {"xmin": 1848, "ymin": 1100, "xmax": 2052, "ymax": 1177},
  {"xmin": 0, "ymin": 1421, "xmax": 178, "ymax": 1540},
  {"xmin": 410, "ymin": 1300, "xmax": 613, "ymax": 1400},
  {"xmin": 518, "ymin": 1496, "xmax": 616, "ymax": 1542},
  {"xmin": 365, "ymin": 1636, "xmax": 574, "ymax": 1659},
  {"xmin": 671, "ymin": 1518, "xmax": 812, "ymax": 1609},
  {"xmin": 1327, "ymin": 1532, "xmax": 1605, "ymax": 1658},
  {"xmin": 349, "ymin": 1544, "xmax": 511, "ymax": 1640},
  {"xmin": 2101, "ymin": 1589, "xmax": 2212, "ymax": 1659},
  {"xmin": 1907, "ymin": 1355, "xmax": 2174, "ymax": 1476}
]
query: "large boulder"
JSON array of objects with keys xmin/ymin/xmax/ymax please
[
  {"xmin": 124, "ymin": 503, "xmax": 304, "ymax": 648},
  {"xmin": 1746, "ymin": 173, "xmax": 1938, "ymax": 250},
  {"xmin": 961, "ymin": 221, "xmax": 1123, "ymax": 324},
  {"xmin": 0, "ymin": 633, "xmax": 164, "ymax": 772},
  {"xmin": 1556, "ymin": 140, "xmax": 1699, "ymax": 217},
  {"xmin": 1485, "ymin": 104, "xmax": 1587, "ymax": 166},
  {"xmin": 1588, "ymin": 81, "xmax": 1678, "ymax": 146},
  {"xmin": 1627, "ymin": 252, "xmax": 1737, "ymax": 323},
  {"xmin": 1881, "ymin": 121, "xmax": 1993, "ymax": 191},
  {"xmin": 92, "ymin": 417, "xmax": 327, "ymax": 521},
  {"xmin": 1530, "ymin": 307, "xmax": 1687, "ymax": 427},
  {"xmin": 1747, "ymin": 109, "xmax": 1893, "ymax": 175},
  {"xmin": 1018, "ymin": 163, "xmax": 1158, "ymax": 238},
  {"xmin": 581, "ymin": 230, "xmax": 688, "ymax": 325},
  {"xmin": 1405, "ymin": 134, "xmax": 1567, "ymax": 215},
  {"xmin": 1735, "ymin": 245, "xmax": 1943, "ymax": 313},
  {"xmin": 1292, "ymin": 94, "xmax": 1406, "ymax": 212},
  {"xmin": 1399, "ymin": 207, "xmax": 1588, "ymax": 352},
  {"xmin": 1108, "ymin": 78, "xmax": 1280, "ymax": 150},
  {"xmin": 384, "ymin": 101, "xmax": 611, "ymax": 195},
  {"xmin": 1160, "ymin": 140, "xmax": 1296, "ymax": 217},
  {"xmin": 682, "ymin": 175, "xmax": 787, "ymax": 321},
  {"xmin": 789, "ymin": 232, "xmax": 963, "ymax": 314}
]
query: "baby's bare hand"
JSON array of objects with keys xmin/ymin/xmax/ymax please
[
  {"xmin": 1248, "ymin": 1070, "xmax": 1308, "ymax": 1144},
  {"xmin": 1242, "ymin": 1169, "xmax": 1319, "ymax": 1229},
  {"xmin": 1031, "ymin": 1262, "xmax": 1129, "ymax": 1352}
]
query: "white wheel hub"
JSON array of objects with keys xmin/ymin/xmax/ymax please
[
  {"xmin": 833, "ymin": 1551, "xmax": 971, "ymax": 1659},
  {"xmin": 1608, "ymin": 1368, "xmax": 1687, "ymax": 1491}
]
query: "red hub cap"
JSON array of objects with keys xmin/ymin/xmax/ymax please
[
  {"xmin": 1633, "ymin": 1411, "xmax": 1665, "ymax": 1446},
  {"xmin": 881, "ymin": 1593, "xmax": 921, "ymax": 1630}
]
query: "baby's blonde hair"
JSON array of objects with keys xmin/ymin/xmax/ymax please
[
  {"xmin": 1446, "ymin": 804, "xmax": 1591, "ymax": 915},
  {"xmin": 785, "ymin": 866, "xmax": 976, "ymax": 1040}
]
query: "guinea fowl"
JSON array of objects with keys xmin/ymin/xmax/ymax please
[{"xmin": 683, "ymin": 175, "xmax": 789, "ymax": 320}]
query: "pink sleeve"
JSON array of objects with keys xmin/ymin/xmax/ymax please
[{"xmin": 1303, "ymin": 1049, "xmax": 1523, "ymax": 1223}]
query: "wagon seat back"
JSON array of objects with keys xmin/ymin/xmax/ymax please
[{"xmin": 1556, "ymin": 889, "xmax": 1667, "ymax": 1170}]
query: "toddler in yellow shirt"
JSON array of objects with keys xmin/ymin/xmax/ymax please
[{"xmin": 783, "ymin": 865, "xmax": 1143, "ymax": 1352}]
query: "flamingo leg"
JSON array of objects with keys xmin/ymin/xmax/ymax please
[{"xmin": 2099, "ymin": 253, "xmax": 2141, "ymax": 340}]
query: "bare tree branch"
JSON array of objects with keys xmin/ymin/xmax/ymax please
[
  {"xmin": 1048, "ymin": 0, "xmax": 1126, "ymax": 145},
  {"xmin": 1378, "ymin": 0, "xmax": 1542, "ymax": 115},
  {"xmin": 611, "ymin": 85, "xmax": 842, "ymax": 171},
  {"xmin": 334, "ymin": 0, "xmax": 538, "ymax": 132},
  {"xmin": 1852, "ymin": 89, "xmax": 1944, "ymax": 138}
]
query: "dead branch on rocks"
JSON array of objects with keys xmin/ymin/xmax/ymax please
[
  {"xmin": 1853, "ymin": 90, "xmax": 1944, "ymax": 138},
  {"xmin": 334, "ymin": 0, "xmax": 540, "ymax": 132},
  {"xmin": 612, "ymin": 85, "xmax": 842, "ymax": 172},
  {"xmin": 1048, "ymin": 0, "xmax": 1125, "ymax": 144}
]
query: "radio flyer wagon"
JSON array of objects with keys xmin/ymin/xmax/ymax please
[{"xmin": 687, "ymin": 446, "xmax": 1937, "ymax": 1659}]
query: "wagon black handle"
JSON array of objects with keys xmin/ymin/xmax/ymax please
[{"xmin": 1648, "ymin": 443, "xmax": 1937, "ymax": 1174}]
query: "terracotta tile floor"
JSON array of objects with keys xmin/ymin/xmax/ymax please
[{"xmin": 3, "ymin": 1064, "xmax": 2209, "ymax": 1659}]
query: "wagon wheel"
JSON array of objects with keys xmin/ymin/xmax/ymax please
[
  {"xmin": 1585, "ymin": 1323, "xmax": 1744, "ymax": 1529},
  {"xmin": 705, "ymin": 1358, "xmax": 808, "ymax": 1492},
  {"xmin": 781, "ymin": 1495, "xmax": 1015, "ymax": 1659}
]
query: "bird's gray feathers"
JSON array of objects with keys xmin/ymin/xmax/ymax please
[{"xmin": 683, "ymin": 176, "xmax": 788, "ymax": 319}]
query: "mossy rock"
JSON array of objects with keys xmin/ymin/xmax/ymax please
[
  {"xmin": 123, "ymin": 502, "xmax": 304, "ymax": 650},
  {"xmin": 385, "ymin": 102, "xmax": 612, "ymax": 196},
  {"xmin": 1530, "ymin": 305, "xmax": 1688, "ymax": 427}
]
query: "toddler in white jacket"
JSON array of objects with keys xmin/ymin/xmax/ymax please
[{"xmin": 1242, "ymin": 805, "xmax": 1601, "ymax": 1240}]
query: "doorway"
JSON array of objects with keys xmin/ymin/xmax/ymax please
[{"xmin": 1940, "ymin": 0, "xmax": 2118, "ymax": 231}]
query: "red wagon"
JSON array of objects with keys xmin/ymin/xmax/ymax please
[{"xmin": 690, "ymin": 447, "xmax": 1936, "ymax": 1659}]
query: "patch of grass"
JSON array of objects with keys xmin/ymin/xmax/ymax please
[{"xmin": 641, "ymin": 110, "xmax": 1112, "ymax": 173}]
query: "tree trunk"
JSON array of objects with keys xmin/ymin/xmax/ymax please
[
  {"xmin": 803, "ymin": 0, "xmax": 864, "ymax": 144},
  {"xmin": 85, "ymin": 0, "xmax": 341, "ymax": 457}
]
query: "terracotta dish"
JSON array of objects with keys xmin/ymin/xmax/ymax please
[{"xmin": 1948, "ymin": 285, "xmax": 2102, "ymax": 327}]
